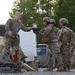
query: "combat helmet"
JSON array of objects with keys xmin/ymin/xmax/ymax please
[
  {"xmin": 50, "ymin": 19, "xmax": 56, "ymax": 25},
  {"xmin": 59, "ymin": 18, "xmax": 68, "ymax": 25},
  {"xmin": 43, "ymin": 17, "xmax": 51, "ymax": 23}
]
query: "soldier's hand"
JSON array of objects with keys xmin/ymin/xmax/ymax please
[
  {"xmin": 31, "ymin": 23, "xmax": 40, "ymax": 34},
  {"xmin": 31, "ymin": 23, "xmax": 38, "ymax": 29},
  {"xmin": 8, "ymin": 30, "xmax": 14, "ymax": 38},
  {"xmin": 8, "ymin": 30, "xmax": 12, "ymax": 36},
  {"xmin": 32, "ymin": 28, "xmax": 40, "ymax": 34}
]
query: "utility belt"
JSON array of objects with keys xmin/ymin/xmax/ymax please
[
  {"xmin": 42, "ymin": 37, "xmax": 58, "ymax": 44},
  {"xmin": 50, "ymin": 39, "xmax": 58, "ymax": 43},
  {"xmin": 5, "ymin": 32, "xmax": 19, "ymax": 39},
  {"xmin": 42, "ymin": 37, "xmax": 50, "ymax": 43},
  {"xmin": 62, "ymin": 41, "xmax": 70, "ymax": 46}
]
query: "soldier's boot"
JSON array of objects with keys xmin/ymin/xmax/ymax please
[
  {"xmin": 44, "ymin": 59, "xmax": 53, "ymax": 71},
  {"xmin": 57, "ymin": 64, "xmax": 64, "ymax": 71},
  {"xmin": 44, "ymin": 67, "xmax": 53, "ymax": 71},
  {"xmin": 63, "ymin": 66, "xmax": 67, "ymax": 71},
  {"xmin": 44, "ymin": 63, "xmax": 53, "ymax": 71}
]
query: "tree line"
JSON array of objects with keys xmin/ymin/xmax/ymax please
[{"xmin": 9, "ymin": 0, "xmax": 75, "ymax": 43}]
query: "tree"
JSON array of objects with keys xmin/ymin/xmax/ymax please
[{"xmin": 54, "ymin": 0, "xmax": 75, "ymax": 30}]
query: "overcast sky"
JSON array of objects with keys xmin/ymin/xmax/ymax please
[{"xmin": 0, "ymin": 0, "xmax": 14, "ymax": 24}]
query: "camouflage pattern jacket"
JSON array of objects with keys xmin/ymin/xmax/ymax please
[
  {"xmin": 5, "ymin": 18, "xmax": 31, "ymax": 35},
  {"xmin": 39, "ymin": 24, "xmax": 59, "ymax": 43},
  {"xmin": 58, "ymin": 26, "xmax": 74, "ymax": 48}
]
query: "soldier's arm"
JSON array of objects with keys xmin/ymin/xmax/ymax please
[
  {"xmin": 58, "ymin": 29, "xmax": 63, "ymax": 42},
  {"xmin": 5, "ymin": 19, "xmax": 15, "ymax": 37},
  {"xmin": 70, "ymin": 31, "xmax": 75, "ymax": 55},
  {"xmin": 21, "ymin": 23, "xmax": 32, "ymax": 32},
  {"xmin": 5, "ymin": 19, "xmax": 12, "ymax": 31},
  {"xmin": 70, "ymin": 30, "xmax": 74, "ymax": 44},
  {"xmin": 55, "ymin": 27, "xmax": 59, "ymax": 35},
  {"xmin": 39, "ymin": 29, "xmax": 44, "ymax": 35},
  {"xmin": 39, "ymin": 27, "xmax": 51, "ymax": 37},
  {"xmin": 56, "ymin": 27, "xmax": 59, "ymax": 33},
  {"xmin": 70, "ymin": 30, "xmax": 75, "ymax": 47},
  {"xmin": 58, "ymin": 29, "xmax": 64, "ymax": 51}
]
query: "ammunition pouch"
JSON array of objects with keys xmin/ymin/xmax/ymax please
[{"xmin": 42, "ymin": 38, "xmax": 50, "ymax": 43}]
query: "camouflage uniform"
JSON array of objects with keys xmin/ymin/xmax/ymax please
[
  {"xmin": 58, "ymin": 18, "xmax": 74, "ymax": 71},
  {"xmin": 5, "ymin": 18, "xmax": 31, "ymax": 61},
  {"xmin": 45, "ymin": 19, "xmax": 59, "ymax": 70},
  {"xmin": 39, "ymin": 17, "xmax": 63, "ymax": 71},
  {"xmin": 70, "ymin": 33, "xmax": 75, "ymax": 69}
]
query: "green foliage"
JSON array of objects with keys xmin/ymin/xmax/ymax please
[{"xmin": 54, "ymin": 0, "xmax": 75, "ymax": 30}]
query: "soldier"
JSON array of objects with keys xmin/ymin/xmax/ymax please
[
  {"xmin": 45, "ymin": 19, "xmax": 59, "ymax": 70},
  {"xmin": 5, "ymin": 11, "xmax": 32, "ymax": 53},
  {"xmin": 4, "ymin": 11, "xmax": 35, "ymax": 71},
  {"xmin": 58, "ymin": 18, "xmax": 74, "ymax": 71},
  {"xmin": 33, "ymin": 17, "xmax": 63, "ymax": 71}
]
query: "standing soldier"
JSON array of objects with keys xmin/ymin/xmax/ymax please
[
  {"xmin": 5, "ymin": 11, "xmax": 32, "ymax": 60},
  {"xmin": 58, "ymin": 18, "xmax": 74, "ymax": 71},
  {"xmin": 3, "ymin": 11, "xmax": 35, "ymax": 71},
  {"xmin": 33, "ymin": 17, "xmax": 64, "ymax": 71},
  {"xmin": 45, "ymin": 19, "xmax": 59, "ymax": 70}
]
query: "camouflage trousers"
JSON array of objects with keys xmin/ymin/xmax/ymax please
[
  {"xmin": 46, "ymin": 49, "xmax": 56, "ymax": 69},
  {"xmin": 61, "ymin": 45, "xmax": 71, "ymax": 70},
  {"xmin": 5, "ymin": 35, "xmax": 20, "ymax": 52},
  {"xmin": 71, "ymin": 49, "xmax": 75, "ymax": 69},
  {"xmin": 47, "ymin": 42, "xmax": 63, "ymax": 69}
]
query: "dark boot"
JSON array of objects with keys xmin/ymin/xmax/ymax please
[
  {"xmin": 57, "ymin": 64, "xmax": 64, "ymax": 71},
  {"xmin": 63, "ymin": 66, "xmax": 67, "ymax": 71},
  {"xmin": 44, "ymin": 67, "xmax": 53, "ymax": 71}
]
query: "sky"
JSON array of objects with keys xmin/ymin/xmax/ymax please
[{"xmin": 0, "ymin": 0, "xmax": 14, "ymax": 24}]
